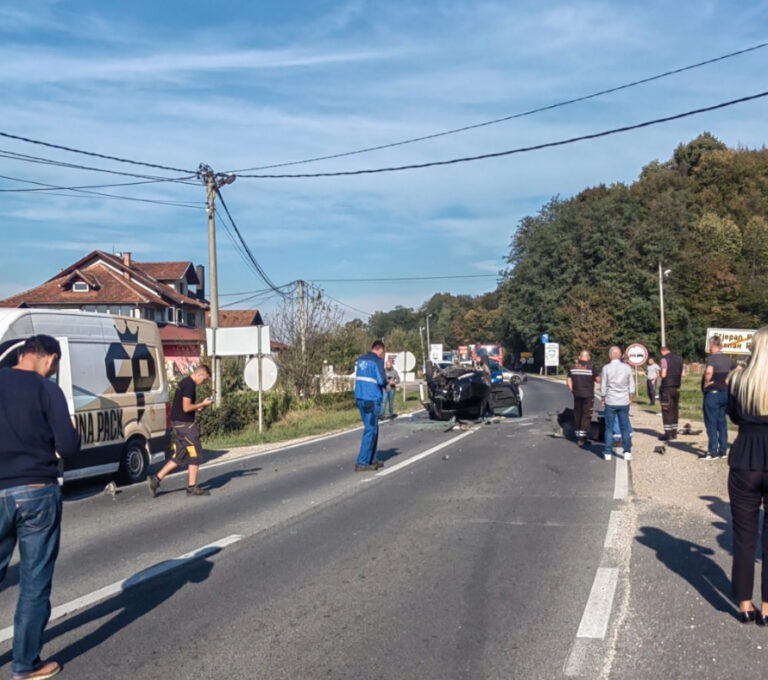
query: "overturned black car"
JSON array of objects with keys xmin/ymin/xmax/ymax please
[{"xmin": 424, "ymin": 362, "xmax": 523, "ymax": 421}]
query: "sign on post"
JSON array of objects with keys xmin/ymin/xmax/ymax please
[
  {"xmin": 244, "ymin": 356, "xmax": 278, "ymax": 391},
  {"xmin": 206, "ymin": 325, "xmax": 271, "ymax": 357},
  {"xmin": 625, "ymin": 344, "xmax": 648, "ymax": 366},
  {"xmin": 429, "ymin": 344, "xmax": 443, "ymax": 362},
  {"xmin": 544, "ymin": 342, "xmax": 559, "ymax": 368},
  {"xmin": 705, "ymin": 328, "xmax": 755, "ymax": 355}
]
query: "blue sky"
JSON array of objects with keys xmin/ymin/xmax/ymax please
[{"xmin": 1, "ymin": 0, "xmax": 767, "ymax": 320}]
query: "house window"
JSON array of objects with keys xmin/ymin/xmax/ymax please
[
  {"xmin": 143, "ymin": 308, "xmax": 156, "ymax": 321},
  {"xmin": 72, "ymin": 281, "xmax": 89, "ymax": 292},
  {"xmin": 186, "ymin": 311, "xmax": 197, "ymax": 327}
]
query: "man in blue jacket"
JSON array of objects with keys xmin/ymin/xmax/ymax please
[
  {"xmin": 354, "ymin": 340, "xmax": 387, "ymax": 471},
  {"xmin": 0, "ymin": 335, "xmax": 81, "ymax": 680}
]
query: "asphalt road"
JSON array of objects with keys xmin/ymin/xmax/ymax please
[{"xmin": 0, "ymin": 378, "xmax": 622, "ymax": 679}]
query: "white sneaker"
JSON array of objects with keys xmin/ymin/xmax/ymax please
[
  {"xmin": 623, "ymin": 451, "xmax": 632, "ymax": 461},
  {"xmin": 603, "ymin": 452, "xmax": 612, "ymax": 461}
]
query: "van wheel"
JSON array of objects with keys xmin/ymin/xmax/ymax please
[{"xmin": 118, "ymin": 437, "xmax": 148, "ymax": 485}]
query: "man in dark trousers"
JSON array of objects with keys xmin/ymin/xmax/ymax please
[
  {"xmin": 0, "ymin": 335, "xmax": 81, "ymax": 680},
  {"xmin": 354, "ymin": 340, "xmax": 387, "ymax": 471},
  {"xmin": 566, "ymin": 350, "xmax": 600, "ymax": 446},
  {"xmin": 659, "ymin": 345, "xmax": 684, "ymax": 440},
  {"xmin": 701, "ymin": 335, "xmax": 736, "ymax": 460},
  {"xmin": 148, "ymin": 365, "xmax": 213, "ymax": 497}
]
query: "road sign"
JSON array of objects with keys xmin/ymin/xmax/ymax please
[
  {"xmin": 705, "ymin": 327, "xmax": 755, "ymax": 355},
  {"xmin": 544, "ymin": 342, "xmax": 559, "ymax": 367},
  {"xmin": 206, "ymin": 325, "xmax": 271, "ymax": 357},
  {"xmin": 626, "ymin": 343, "xmax": 648, "ymax": 366},
  {"xmin": 244, "ymin": 356, "xmax": 278, "ymax": 391},
  {"xmin": 541, "ymin": 334, "xmax": 549, "ymax": 344}
]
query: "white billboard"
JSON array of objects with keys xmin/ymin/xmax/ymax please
[
  {"xmin": 705, "ymin": 328, "xmax": 755, "ymax": 355},
  {"xmin": 544, "ymin": 342, "xmax": 559, "ymax": 367},
  {"xmin": 206, "ymin": 325, "xmax": 271, "ymax": 357}
]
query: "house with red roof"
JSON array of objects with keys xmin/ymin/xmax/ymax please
[{"xmin": 0, "ymin": 250, "xmax": 266, "ymax": 376}]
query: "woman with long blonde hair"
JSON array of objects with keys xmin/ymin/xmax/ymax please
[{"xmin": 728, "ymin": 325, "xmax": 768, "ymax": 624}]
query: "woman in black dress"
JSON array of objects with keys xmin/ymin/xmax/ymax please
[{"xmin": 728, "ymin": 326, "xmax": 768, "ymax": 624}]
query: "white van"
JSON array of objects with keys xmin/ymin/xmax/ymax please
[{"xmin": 0, "ymin": 309, "xmax": 170, "ymax": 484}]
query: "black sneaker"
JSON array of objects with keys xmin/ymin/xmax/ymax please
[
  {"xmin": 354, "ymin": 463, "xmax": 376, "ymax": 471},
  {"xmin": 186, "ymin": 485, "xmax": 210, "ymax": 496},
  {"xmin": 147, "ymin": 474, "xmax": 160, "ymax": 498}
]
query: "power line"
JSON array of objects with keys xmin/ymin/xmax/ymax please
[
  {"xmin": 0, "ymin": 174, "xmax": 203, "ymax": 208},
  {"xmin": 0, "ymin": 130, "xmax": 196, "ymax": 174},
  {"xmin": 0, "ymin": 176, "xmax": 197, "ymax": 192},
  {"xmin": 309, "ymin": 284, "xmax": 374, "ymax": 317},
  {"xmin": 236, "ymin": 90, "xmax": 768, "ymax": 179},
  {"xmin": 212, "ymin": 189, "xmax": 287, "ymax": 296},
  {"xmin": 310, "ymin": 274, "xmax": 499, "ymax": 283},
  {"xmin": 227, "ymin": 41, "xmax": 768, "ymax": 173},
  {"xmin": 0, "ymin": 148, "xmax": 197, "ymax": 182}
]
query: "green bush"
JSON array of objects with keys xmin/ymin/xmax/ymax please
[{"xmin": 196, "ymin": 389, "xmax": 293, "ymax": 437}]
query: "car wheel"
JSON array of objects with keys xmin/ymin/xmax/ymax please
[{"xmin": 117, "ymin": 437, "xmax": 149, "ymax": 485}]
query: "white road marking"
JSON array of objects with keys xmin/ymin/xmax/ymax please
[
  {"xmin": 613, "ymin": 457, "xmax": 628, "ymax": 499},
  {"xmin": 0, "ymin": 534, "xmax": 243, "ymax": 644},
  {"xmin": 576, "ymin": 567, "xmax": 619, "ymax": 639},
  {"xmin": 190, "ymin": 408, "xmax": 428, "ymax": 475},
  {"xmin": 372, "ymin": 430, "xmax": 476, "ymax": 478},
  {"xmin": 603, "ymin": 511, "xmax": 623, "ymax": 549}
]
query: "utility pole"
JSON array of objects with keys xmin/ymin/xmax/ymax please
[
  {"xmin": 199, "ymin": 163, "xmax": 236, "ymax": 404},
  {"xmin": 658, "ymin": 260, "xmax": 666, "ymax": 348},
  {"xmin": 297, "ymin": 279, "xmax": 307, "ymax": 358},
  {"xmin": 419, "ymin": 326, "xmax": 426, "ymax": 373}
]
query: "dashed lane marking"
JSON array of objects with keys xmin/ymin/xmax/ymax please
[
  {"xmin": 370, "ymin": 430, "xmax": 476, "ymax": 478},
  {"xmin": 575, "ymin": 567, "xmax": 620, "ymax": 639},
  {"xmin": 613, "ymin": 457, "xmax": 628, "ymax": 499},
  {"xmin": 603, "ymin": 510, "xmax": 623, "ymax": 550},
  {"xmin": 0, "ymin": 534, "xmax": 243, "ymax": 644}
]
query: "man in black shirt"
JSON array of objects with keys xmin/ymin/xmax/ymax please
[
  {"xmin": 701, "ymin": 336, "xmax": 737, "ymax": 460},
  {"xmin": 659, "ymin": 345, "xmax": 684, "ymax": 440},
  {"xmin": 567, "ymin": 350, "xmax": 601, "ymax": 446},
  {"xmin": 0, "ymin": 335, "xmax": 80, "ymax": 680},
  {"xmin": 148, "ymin": 365, "xmax": 213, "ymax": 497}
]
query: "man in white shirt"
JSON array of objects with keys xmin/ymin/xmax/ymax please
[
  {"xmin": 645, "ymin": 357, "xmax": 660, "ymax": 406},
  {"xmin": 600, "ymin": 346, "xmax": 635, "ymax": 461}
]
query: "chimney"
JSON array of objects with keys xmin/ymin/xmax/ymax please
[
  {"xmin": 122, "ymin": 252, "xmax": 132, "ymax": 280},
  {"xmin": 196, "ymin": 264, "xmax": 205, "ymax": 300}
]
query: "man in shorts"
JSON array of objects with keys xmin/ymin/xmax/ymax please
[{"xmin": 148, "ymin": 365, "xmax": 213, "ymax": 497}]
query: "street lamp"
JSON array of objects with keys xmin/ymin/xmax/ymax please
[
  {"xmin": 419, "ymin": 326, "xmax": 426, "ymax": 373},
  {"xmin": 425, "ymin": 314, "xmax": 433, "ymax": 362},
  {"xmin": 658, "ymin": 262, "xmax": 671, "ymax": 347}
]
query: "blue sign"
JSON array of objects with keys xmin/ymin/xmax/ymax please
[{"xmin": 541, "ymin": 334, "xmax": 549, "ymax": 344}]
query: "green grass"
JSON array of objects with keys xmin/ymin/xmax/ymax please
[
  {"xmin": 632, "ymin": 372, "xmax": 735, "ymax": 427},
  {"xmin": 203, "ymin": 391, "xmax": 425, "ymax": 450}
]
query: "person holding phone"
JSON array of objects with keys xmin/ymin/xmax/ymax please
[{"xmin": 148, "ymin": 365, "xmax": 213, "ymax": 497}]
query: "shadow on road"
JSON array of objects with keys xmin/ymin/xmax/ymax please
[
  {"xmin": 0, "ymin": 550, "xmax": 217, "ymax": 668},
  {"xmin": 377, "ymin": 447, "xmax": 400, "ymax": 463},
  {"xmin": 200, "ymin": 466, "xmax": 262, "ymax": 491},
  {"xmin": 636, "ymin": 526, "xmax": 736, "ymax": 616},
  {"xmin": 700, "ymin": 495, "xmax": 734, "ymax": 555}
]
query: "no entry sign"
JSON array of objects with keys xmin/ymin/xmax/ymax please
[{"xmin": 626, "ymin": 343, "xmax": 648, "ymax": 366}]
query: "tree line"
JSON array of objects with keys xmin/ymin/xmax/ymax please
[{"xmin": 271, "ymin": 132, "xmax": 768, "ymax": 397}]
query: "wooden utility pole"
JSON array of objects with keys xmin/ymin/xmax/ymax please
[
  {"xmin": 200, "ymin": 163, "xmax": 235, "ymax": 404},
  {"xmin": 205, "ymin": 170, "xmax": 222, "ymax": 403}
]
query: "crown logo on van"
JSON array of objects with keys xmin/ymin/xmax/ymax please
[{"xmin": 115, "ymin": 323, "xmax": 139, "ymax": 343}]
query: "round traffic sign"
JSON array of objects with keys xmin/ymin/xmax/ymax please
[
  {"xmin": 626, "ymin": 343, "xmax": 648, "ymax": 366},
  {"xmin": 244, "ymin": 356, "xmax": 278, "ymax": 391}
]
